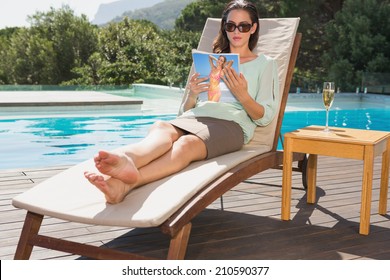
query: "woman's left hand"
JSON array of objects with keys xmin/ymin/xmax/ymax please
[{"xmin": 221, "ymin": 67, "xmax": 250, "ymax": 103}]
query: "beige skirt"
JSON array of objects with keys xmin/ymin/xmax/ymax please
[{"xmin": 169, "ymin": 117, "xmax": 244, "ymax": 159}]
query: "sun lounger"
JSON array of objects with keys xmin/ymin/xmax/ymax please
[{"xmin": 12, "ymin": 17, "xmax": 302, "ymax": 260}]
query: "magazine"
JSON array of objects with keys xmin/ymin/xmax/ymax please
[{"xmin": 191, "ymin": 49, "xmax": 240, "ymax": 102}]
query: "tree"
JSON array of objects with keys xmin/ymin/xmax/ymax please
[
  {"xmin": 27, "ymin": 5, "xmax": 98, "ymax": 84},
  {"xmin": 323, "ymin": 0, "xmax": 390, "ymax": 91},
  {"xmin": 65, "ymin": 18, "xmax": 200, "ymax": 86},
  {"xmin": 161, "ymin": 29, "xmax": 200, "ymax": 87},
  {"xmin": 2, "ymin": 0, "xmax": 387, "ymax": 90},
  {"xmin": 279, "ymin": 0, "xmax": 344, "ymax": 91},
  {"xmin": 63, "ymin": 52, "xmax": 103, "ymax": 86},
  {"xmin": 0, "ymin": 37, "xmax": 11, "ymax": 84},
  {"xmin": 97, "ymin": 19, "xmax": 167, "ymax": 85},
  {"xmin": 0, "ymin": 6, "xmax": 98, "ymax": 85},
  {"xmin": 175, "ymin": 0, "xmax": 226, "ymax": 32},
  {"xmin": 175, "ymin": 0, "xmax": 281, "ymax": 32},
  {"xmin": 0, "ymin": 27, "xmax": 20, "ymax": 84},
  {"xmin": 8, "ymin": 28, "xmax": 57, "ymax": 84}
]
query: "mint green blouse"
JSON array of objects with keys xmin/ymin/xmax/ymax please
[{"xmin": 180, "ymin": 54, "xmax": 279, "ymax": 144}]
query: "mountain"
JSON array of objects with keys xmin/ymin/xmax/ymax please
[
  {"xmin": 92, "ymin": 0, "xmax": 164, "ymax": 25},
  {"xmin": 113, "ymin": 0, "xmax": 196, "ymax": 29}
]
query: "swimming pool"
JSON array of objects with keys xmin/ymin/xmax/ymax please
[
  {"xmin": 0, "ymin": 114, "xmax": 176, "ymax": 170},
  {"xmin": 282, "ymin": 93, "xmax": 390, "ymax": 133},
  {"xmin": 1, "ymin": 93, "xmax": 389, "ymax": 170}
]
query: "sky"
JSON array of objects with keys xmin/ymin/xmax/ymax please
[{"xmin": 0, "ymin": 0, "xmax": 114, "ymax": 29}]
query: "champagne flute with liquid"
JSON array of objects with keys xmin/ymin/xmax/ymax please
[{"xmin": 322, "ymin": 82, "xmax": 335, "ymax": 132}]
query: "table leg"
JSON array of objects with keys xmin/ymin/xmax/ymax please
[
  {"xmin": 306, "ymin": 154, "xmax": 317, "ymax": 204},
  {"xmin": 379, "ymin": 139, "xmax": 390, "ymax": 215},
  {"xmin": 282, "ymin": 137, "xmax": 293, "ymax": 221},
  {"xmin": 360, "ymin": 145, "xmax": 374, "ymax": 235}
]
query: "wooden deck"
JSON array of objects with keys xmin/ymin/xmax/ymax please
[{"xmin": 1, "ymin": 155, "xmax": 390, "ymax": 260}]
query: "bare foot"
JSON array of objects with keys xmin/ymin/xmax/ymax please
[
  {"xmin": 94, "ymin": 150, "xmax": 139, "ymax": 184},
  {"xmin": 84, "ymin": 172, "xmax": 135, "ymax": 204}
]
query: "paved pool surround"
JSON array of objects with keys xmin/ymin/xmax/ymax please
[{"xmin": 0, "ymin": 84, "xmax": 184, "ymax": 117}]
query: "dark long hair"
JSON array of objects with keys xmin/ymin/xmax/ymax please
[{"xmin": 213, "ymin": 0, "xmax": 259, "ymax": 53}]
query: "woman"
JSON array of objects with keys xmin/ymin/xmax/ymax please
[
  {"xmin": 84, "ymin": 0, "xmax": 279, "ymax": 204},
  {"xmin": 207, "ymin": 55, "xmax": 233, "ymax": 102}
]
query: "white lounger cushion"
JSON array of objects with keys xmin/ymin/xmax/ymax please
[
  {"xmin": 12, "ymin": 18, "xmax": 299, "ymax": 228},
  {"xmin": 13, "ymin": 145, "xmax": 269, "ymax": 227}
]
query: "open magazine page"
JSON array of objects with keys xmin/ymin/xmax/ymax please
[{"xmin": 191, "ymin": 49, "xmax": 240, "ymax": 102}]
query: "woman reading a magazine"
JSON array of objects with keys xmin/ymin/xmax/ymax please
[{"xmin": 84, "ymin": 0, "xmax": 279, "ymax": 204}]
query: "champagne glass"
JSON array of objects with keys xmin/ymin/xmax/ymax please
[{"xmin": 322, "ymin": 82, "xmax": 335, "ymax": 132}]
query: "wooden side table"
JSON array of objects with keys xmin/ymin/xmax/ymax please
[{"xmin": 281, "ymin": 125, "xmax": 390, "ymax": 235}]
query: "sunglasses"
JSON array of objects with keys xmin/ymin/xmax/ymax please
[{"xmin": 224, "ymin": 22, "xmax": 253, "ymax": 33}]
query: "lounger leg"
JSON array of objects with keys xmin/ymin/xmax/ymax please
[
  {"xmin": 167, "ymin": 223, "xmax": 192, "ymax": 260},
  {"xmin": 14, "ymin": 211, "xmax": 43, "ymax": 260}
]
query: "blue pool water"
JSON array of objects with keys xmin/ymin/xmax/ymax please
[
  {"xmin": 0, "ymin": 114, "xmax": 176, "ymax": 170},
  {"xmin": 1, "ymin": 95, "xmax": 389, "ymax": 170},
  {"xmin": 282, "ymin": 108, "xmax": 389, "ymax": 136}
]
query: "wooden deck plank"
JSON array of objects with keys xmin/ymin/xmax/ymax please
[{"xmin": 1, "ymin": 156, "xmax": 389, "ymax": 260}]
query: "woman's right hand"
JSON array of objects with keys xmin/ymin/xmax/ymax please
[
  {"xmin": 187, "ymin": 73, "xmax": 209, "ymax": 98},
  {"xmin": 182, "ymin": 73, "xmax": 209, "ymax": 112}
]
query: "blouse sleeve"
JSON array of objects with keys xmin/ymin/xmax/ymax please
[{"xmin": 252, "ymin": 57, "xmax": 280, "ymax": 126}]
